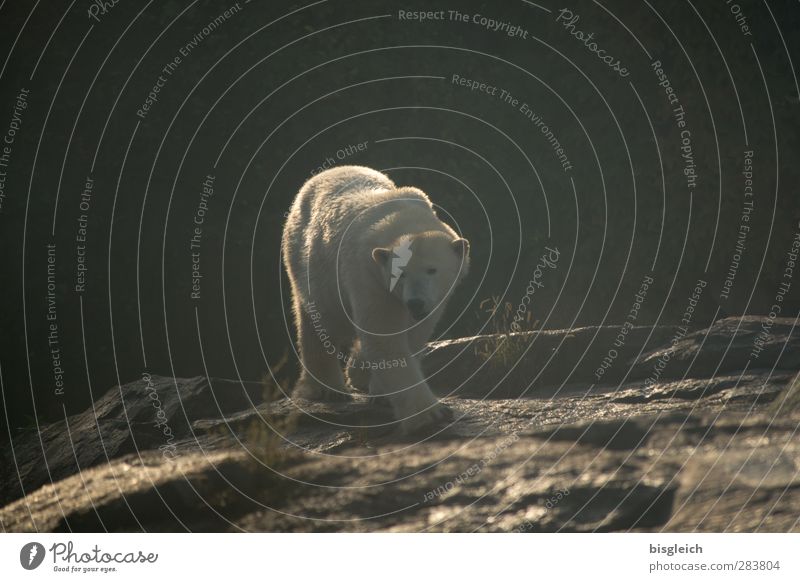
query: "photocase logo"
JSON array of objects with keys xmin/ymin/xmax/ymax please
[
  {"xmin": 19, "ymin": 542, "xmax": 46, "ymax": 570},
  {"xmin": 389, "ymin": 239, "xmax": 413, "ymax": 291}
]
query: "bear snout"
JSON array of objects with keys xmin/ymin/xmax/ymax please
[{"xmin": 406, "ymin": 298, "xmax": 428, "ymax": 320}]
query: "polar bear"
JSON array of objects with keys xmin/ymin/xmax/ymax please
[{"xmin": 282, "ymin": 165, "xmax": 470, "ymax": 432}]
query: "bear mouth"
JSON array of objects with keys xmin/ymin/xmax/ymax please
[{"xmin": 409, "ymin": 308, "xmax": 429, "ymax": 321}]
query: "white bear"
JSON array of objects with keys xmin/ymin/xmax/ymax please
[{"xmin": 282, "ymin": 165, "xmax": 470, "ymax": 432}]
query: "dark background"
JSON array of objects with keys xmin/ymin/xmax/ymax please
[{"xmin": 1, "ymin": 0, "xmax": 798, "ymax": 437}]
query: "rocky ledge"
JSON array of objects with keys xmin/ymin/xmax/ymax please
[{"xmin": 2, "ymin": 316, "xmax": 799, "ymax": 532}]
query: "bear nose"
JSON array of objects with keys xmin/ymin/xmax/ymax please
[{"xmin": 406, "ymin": 298, "xmax": 427, "ymax": 320}]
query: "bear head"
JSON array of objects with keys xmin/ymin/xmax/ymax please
[{"xmin": 372, "ymin": 231, "xmax": 470, "ymax": 321}]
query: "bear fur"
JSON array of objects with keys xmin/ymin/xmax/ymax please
[{"xmin": 282, "ymin": 166, "xmax": 470, "ymax": 432}]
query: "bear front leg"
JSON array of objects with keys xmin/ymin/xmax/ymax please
[
  {"xmin": 344, "ymin": 338, "xmax": 370, "ymax": 393},
  {"xmin": 361, "ymin": 339, "xmax": 450, "ymax": 433},
  {"xmin": 292, "ymin": 305, "xmax": 350, "ymax": 402}
]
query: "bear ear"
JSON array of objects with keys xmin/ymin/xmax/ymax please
[
  {"xmin": 451, "ymin": 238, "xmax": 470, "ymax": 259},
  {"xmin": 372, "ymin": 247, "xmax": 392, "ymax": 265}
]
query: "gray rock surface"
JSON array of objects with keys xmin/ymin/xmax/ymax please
[
  {"xmin": 770, "ymin": 371, "xmax": 800, "ymax": 416},
  {"xmin": 2, "ymin": 317, "xmax": 799, "ymax": 532},
  {"xmin": 0, "ymin": 376, "xmax": 264, "ymax": 508}
]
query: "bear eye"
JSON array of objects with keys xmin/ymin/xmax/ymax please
[{"xmin": 426, "ymin": 268, "xmax": 437, "ymax": 275}]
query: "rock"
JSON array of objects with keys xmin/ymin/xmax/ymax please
[
  {"xmin": 608, "ymin": 371, "xmax": 792, "ymax": 408},
  {"xmin": 769, "ymin": 371, "xmax": 800, "ymax": 416},
  {"xmin": 237, "ymin": 435, "xmax": 682, "ymax": 532},
  {"xmin": 423, "ymin": 325, "xmax": 681, "ymax": 398},
  {"xmin": 666, "ymin": 431, "xmax": 800, "ymax": 532},
  {"xmin": 238, "ymin": 412, "xmax": 800, "ymax": 533},
  {"xmin": 0, "ymin": 450, "xmax": 273, "ymax": 532},
  {"xmin": 9, "ymin": 410, "xmax": 798, "ymax": 532},
  {"xmin": 631, "ymin": 316, "xmax": 800, "ymax": 381},
  {"xmin": 0, "ymin": 375, "xmax": 264, "ymax": 508}
]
